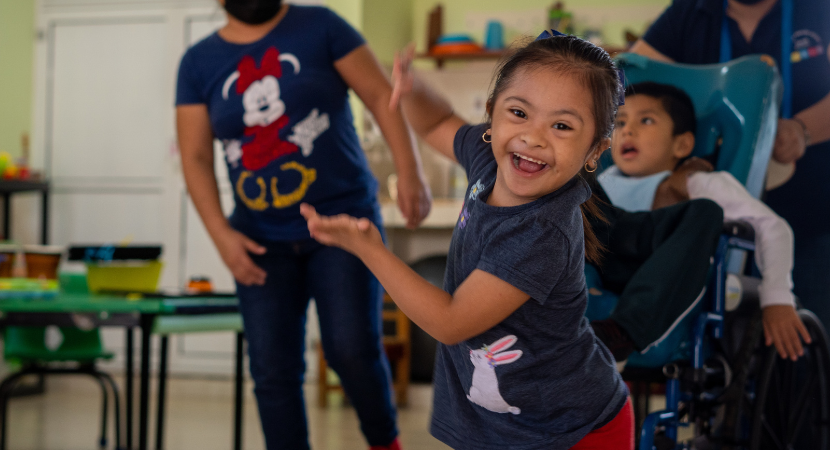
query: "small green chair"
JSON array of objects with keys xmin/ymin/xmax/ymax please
[{"xmin": 0, "ymin": 273, "xmax": 122, "ymax": 450}]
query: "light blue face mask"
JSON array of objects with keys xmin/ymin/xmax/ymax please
[{"xmin": 597, "ymin": 166, "xmax": 672, "ymax": 212}]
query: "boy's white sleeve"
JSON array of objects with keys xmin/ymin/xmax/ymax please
[{"xmin": 687, "ymin": 172, "xmax": 795, "ymax": 308}]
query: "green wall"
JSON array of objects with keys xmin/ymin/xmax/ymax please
[
  {"xmin": 326, "ymin": 0, "xmax": 364, "ymax": 29},
  {"xmin": 362, "ymin": 0, "xmax": 413, "ymax": 65},
  {"xmin": 0, "ymin": 0, "xmax": 36, "ymax": 159},
  {"xmin": 411, "ymin": 0, "xmax": 671, "ymax": 52}
]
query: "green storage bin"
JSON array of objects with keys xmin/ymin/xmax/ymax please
[{"xmin": 85, "ymin": 260, "xmax": 163, "ymax": 293}]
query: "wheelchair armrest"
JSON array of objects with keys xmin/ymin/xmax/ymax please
[{"xmin": 723, "ymin": 220, "xmax": 755, "ymax": 241}]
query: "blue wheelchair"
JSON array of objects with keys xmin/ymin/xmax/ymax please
[{"xmin": 587, "ymin": 53, "xmax": 830, "ymax": 450}]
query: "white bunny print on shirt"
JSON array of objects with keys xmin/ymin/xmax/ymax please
[{"xmin": 467, "ymin": 335, "xmax": 523, "ymax": 415}]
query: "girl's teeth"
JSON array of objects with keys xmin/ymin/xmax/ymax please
[{"xmin": 514, "ymin": 153, "xmax": 545, "ymax": 165}]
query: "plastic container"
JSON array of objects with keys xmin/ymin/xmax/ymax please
[
  {"xmin": 23, "ymin": 245, "xmax": 65, "ymax": 280},
  {"xmin": 431, "ymin": 42, "xmax": 482, "ymax": 55},
  {"xmin": 187, "ymin": 276, "xmax": 213, "ymax": 293},
  {"xmin": 0, "ymin": 252, "xmax": 14, "ymax": 278},
  {"xmin": 484, "ymin": 21, "xmax": 504, "ymax": 50},
  {"xmin": 85, "ymin": 260, "xmax": 163, "ymax": 294}
]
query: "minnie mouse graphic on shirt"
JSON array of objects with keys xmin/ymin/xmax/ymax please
[
  {"xmin": 235, "ymin": 47, "xmax": 299, "ymax": 171},
  {"xmin": 221, "ymin": 47, "xmax": 329, "ymax": 210}
]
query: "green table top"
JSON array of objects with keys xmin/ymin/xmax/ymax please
[{"xmin": 0, "ymin": 292, "xmax": 238, "ymax": 315}]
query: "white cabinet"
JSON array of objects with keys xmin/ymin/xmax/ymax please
[{"xmin": 31, "ymin": 2, "xmax": 236, "ymax": 376}]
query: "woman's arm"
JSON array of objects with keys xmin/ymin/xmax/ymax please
[
  {"xmin": 794, "ymin": 91, "xmax": 830, "ymax": 146},
  {"xmin": 176, "ymin": 104, "xmax": 267, "ymax": 285},
  {"xmin": 335, "ymin": 45, "xmax": 432, "ymax": 229},
  {"xmin": 300, "ymin": 204, "xmax": 528, "ymax": 344},
  {"xmin": 629, "ymin": 39, "xmax": 675, "ymax": 62},
  {"xmin": 389, "ymin": 46, "xmax": 468, "ymax": 162}
]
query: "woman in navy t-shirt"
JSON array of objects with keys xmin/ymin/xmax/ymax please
[
  {"xmin": 175, "ymin": 1, "xmax": 430, "ymax": 449},
  {"xmin": 630, "ymin": 0, "xmax": 830, "ymax": 331}
]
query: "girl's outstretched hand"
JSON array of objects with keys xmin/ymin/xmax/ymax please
[
  {"xmin": 300, "ymin": 203, "xmax": 383, "ymax": 256},
  {"xmin": 763, "ymin": 304, "xmax": 812, "ymax": 361},
  {"xmin": 389, "ymin": 44, "xmax": 415, "ymax": 111}
]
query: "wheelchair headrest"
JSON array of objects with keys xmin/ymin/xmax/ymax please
[{"xmin": 614, "ymin": 53, "xmax": 782, "ymax": 198}]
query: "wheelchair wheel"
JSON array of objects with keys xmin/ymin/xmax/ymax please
[{"xmin": 749, "ymin": 309, "xmax": 830, "ymax": 450}]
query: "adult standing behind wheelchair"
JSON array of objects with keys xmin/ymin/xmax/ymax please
[
  {"xmin": 175, "ymin": 1, "xmax": 431, "ymax": 449},
  {"xmin": 629, "ymin": 0, "xmax": 830, "ymax": 334},
  {"xmin": 590, "ymin": 82, "xmax": 810, "ymax": 364}
]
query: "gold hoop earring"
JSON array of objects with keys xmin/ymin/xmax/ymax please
[
  {"xmin": 482, "ymin": 130, "xmax": 492, "ymax": 143},
  {"xmin": 585, "ymin": 160, "xmax": 598, "ymax": 173}
]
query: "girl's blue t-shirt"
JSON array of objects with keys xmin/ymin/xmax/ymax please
[
  {"xmin": 429, "ymin": 124, "xmax": 628, "ymax": 450},
  {"xmin": 176, "ymin": 5, "xmax": 378, "ymax": 240}
]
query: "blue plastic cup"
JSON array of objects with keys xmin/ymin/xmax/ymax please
[{"xmin": 485, "ymin": 21, "xmax": 503, "ymax": 51}]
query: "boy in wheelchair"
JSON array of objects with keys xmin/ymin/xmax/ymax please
[{"xmin": 591, "ymin": 81, "xmax": 810, "ymax": 364}]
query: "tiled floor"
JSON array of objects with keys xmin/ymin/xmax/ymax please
[
  {"xmin": 6, "ymin": 375, "xmax": 679, "ymax": 449},
  {"xmin": 6, "ymin": 375, "xmax": 450, "ymax": 450}
]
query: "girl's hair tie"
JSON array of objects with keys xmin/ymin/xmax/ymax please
[{"xmin": 535, "ymin": 29, "xmax": 565, "ymax": 41}]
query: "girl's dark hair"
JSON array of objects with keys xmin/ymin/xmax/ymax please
[{"xmin": 486, "ymin": 35, "xmax": 622, "ymax": 264}]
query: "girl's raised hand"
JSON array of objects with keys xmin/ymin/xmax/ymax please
[
  {"xmin": 389, "ymin": 44, "xmax": 416, "ymax": 111},
  {"xmin": 300, "ymin": 203, "xmax": 383, "ymax": 255}
]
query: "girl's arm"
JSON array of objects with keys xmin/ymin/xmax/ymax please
[
  {"xmin": 177, "ymin": 105, "xmax": 267, "ymax": 285},
  {"xmin": 300, "ymin": 204, "xmax": 529, "ymax": 345},
  {"xmin": 335, "ymin": 45, "xmax": 431, "ymax": 229},
  {"xmin": 389, "ymin": 46, "xmax": 467, "ymax": 162}
]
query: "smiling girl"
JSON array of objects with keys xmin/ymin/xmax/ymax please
[{"xmin": 301, "ymin": 33, "xmax": 632, "ymax": 449}]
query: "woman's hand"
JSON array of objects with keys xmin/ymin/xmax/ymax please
[
  {"xmin": 396, "ymin": 170, "xmax": 432, "ymax": 229},
  {"xmin": 213, "ymin": 227, "xmax": 267, "ymax": 286},
  {"xmin": 763, "ymin": 304, "xmax": 812, "ymax": 361},
  {"xmin": 772, "ymin": 118, "xmax": 807, "ymax": 164},
  {"xmin": 300, "ymin": 203, "xmax": 383, "ymax": 256},
  {"xmin": 389, "ymin": 44, "xmax": 415, "ymax": 111}
]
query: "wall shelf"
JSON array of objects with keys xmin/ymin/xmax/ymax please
[
  {"xmin": 416, "ymin": 51, "xmax": 505, "ymax": 68},
  {"xmin": 418, "ymin": 46, "xmax": 629, "ymax": 69}
]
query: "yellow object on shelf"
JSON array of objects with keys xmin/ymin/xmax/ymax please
[{"xmin": 85, "ymin": 260, "xmax": 163, "ymax": 294}]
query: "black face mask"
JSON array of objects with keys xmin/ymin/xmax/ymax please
[{"xmin": 224, "ymin": 0, "xmax": 282, "ymax": 25}]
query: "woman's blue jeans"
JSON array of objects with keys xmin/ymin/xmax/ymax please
[{"xmin": 236, "ymin": 238, "xmax": 398, "ymax": 449}]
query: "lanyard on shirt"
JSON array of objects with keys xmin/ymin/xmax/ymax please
[{"xmin": 720, "ymin": 0, "xmax": 793, "ymax": 118}]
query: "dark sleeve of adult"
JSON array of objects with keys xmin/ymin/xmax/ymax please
[
  {"xmin": 642, "ymin": 0, "xmax": 699, "ymax": 61},
  {"xmin": 323, "ymin": 7, "xmax": 366, "ymax": 61},
  {"xmin": 175, "ymin": 50, "xmax": 204, "ymax": 106}
]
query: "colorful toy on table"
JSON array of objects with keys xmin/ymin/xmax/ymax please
[
  {"xmin": 187, "ymin": 276, "xmax": 214, "ymax": 294},
  {"xmin": 68, "ymin": 244, "xmax": 163, "ymax": 294},
  {"xmin": 0, "ymin": 278, "xmax": 59, "ymax": 299},
  {"xmin": 0, "ymin": 151, "xmax": 32, "ymax": 180}
]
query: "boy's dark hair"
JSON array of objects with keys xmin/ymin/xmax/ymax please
[
  {"xmin": 485, "ymin": 35, "xmax": 622, "ymax": 264},
  {"xmin": 625, "ymin": 82, "xmax": 697, "ymax": 136}
]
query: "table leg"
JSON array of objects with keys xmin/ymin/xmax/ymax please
[
  {"xmin": 139, "ymin": 315, "xmax": 153, "ymax": 450},
  {"xmin": 155, "ymin": 335, "xmax": 168, "ymax": 450},
  {"xmin": 126, "ymin": 327, "xmax": 134, "ymax": 450},
  {"xmin": 40, "ymin": 190, "xmax": 49, "ymax": 245},
  {"xmin": 2, "ymin": 193, "xmax": 10, "ymax": 241},
  {"xmin": 234, "ymin": 332, "xmax": 244, "ymax": 450}
]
